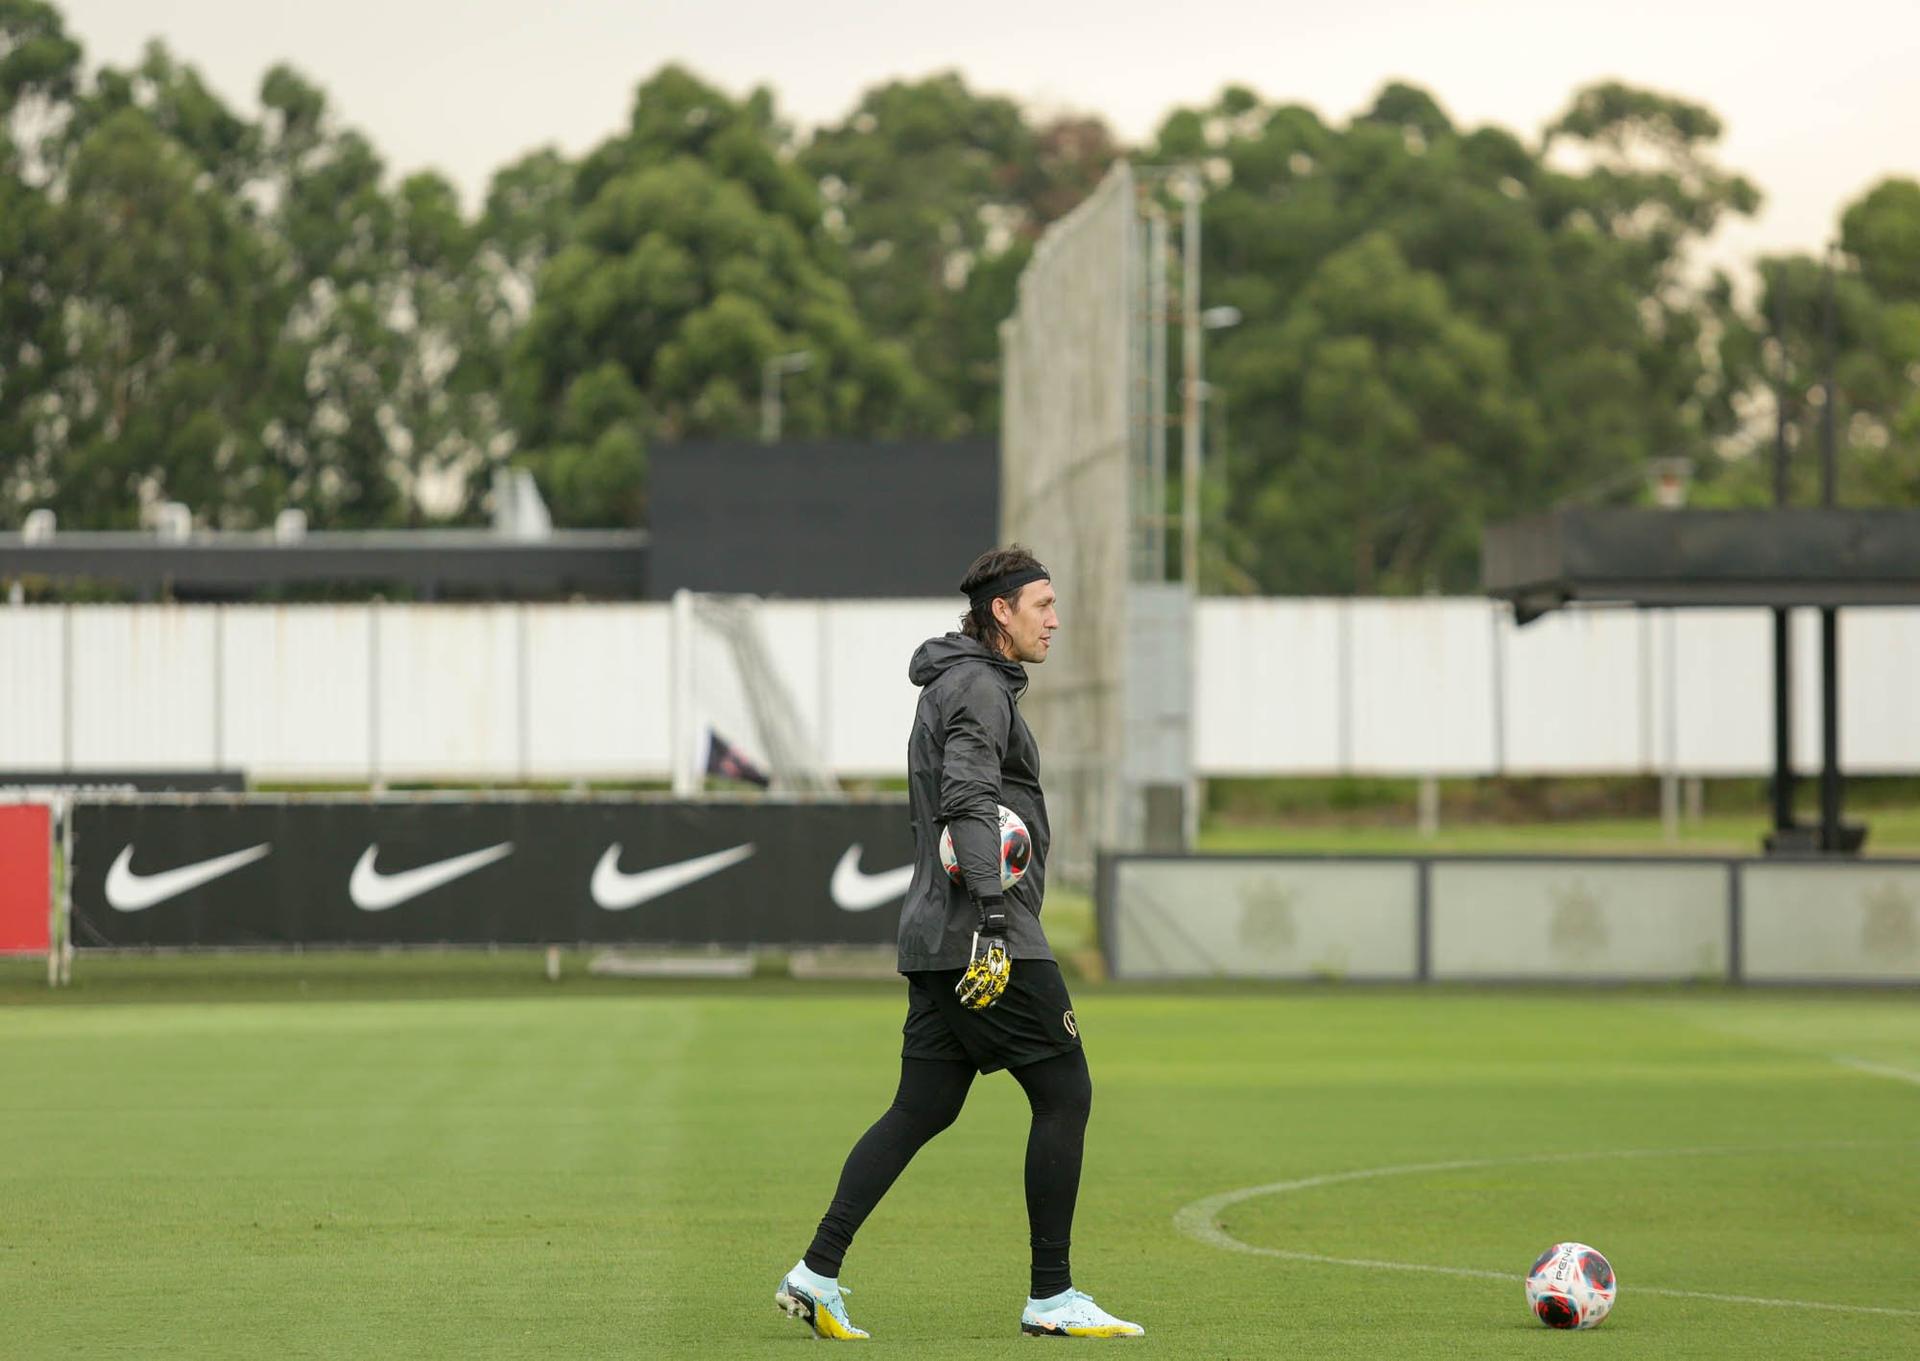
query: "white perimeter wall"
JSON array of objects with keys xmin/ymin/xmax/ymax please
[
  {"xmin": 0, "ymin": 598, "xmax": 1914, "ymax": 780},
  {"xmin": 1195, "ymin": 599, "xmax": 1920, "ymax": 777}
]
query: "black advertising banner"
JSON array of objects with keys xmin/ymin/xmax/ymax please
[{"xmin": 70, "ymin": 798, "xmax": 918, "ymax": 949}]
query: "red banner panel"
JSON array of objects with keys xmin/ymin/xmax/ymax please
[{"xmin": 0, "ymin": 804, "xmax": 52, "ymax": 954}]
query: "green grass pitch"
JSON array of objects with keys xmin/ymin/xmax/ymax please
[{"xmin": 3, "ymin": 959, "xmax": 1917, "ymax": 1358}]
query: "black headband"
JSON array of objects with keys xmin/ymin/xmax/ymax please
[{"xmin": 966, "ymin": 564, "xmax": 1050, "ymax": 610}]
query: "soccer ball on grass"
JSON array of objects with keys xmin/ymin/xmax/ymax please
[{"xmin": 1525, "ymin": 1241, "xmax": 1616, "ymax": 1329}]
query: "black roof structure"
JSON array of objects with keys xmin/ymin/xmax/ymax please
[
  {"xmin": 1, "ymin": 438, "xmax": 996, "ymax": 602},
  {"xmin": 1483, "ymin": 508, "xmax": 1920, "ymax": 623},
  {"xmin": 0, "ymin": 530, "xmax": 650, "ymax": 600},
  {"xmin": 648, "ymin": 438, "xmax": 996, "ymax": 598},
  {"xmin": 1483, "ymin": 506, "xmax": 1920, "ymax": 856}
]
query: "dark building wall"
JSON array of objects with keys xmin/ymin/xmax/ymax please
[{"xmin": 648, "ymin": 439, "xmax": 997, "ymax": 599}]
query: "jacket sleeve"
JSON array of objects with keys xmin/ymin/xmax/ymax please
[{"xmin": 940, "ymin": 668, "xmax": 1012, "ymax": 901}]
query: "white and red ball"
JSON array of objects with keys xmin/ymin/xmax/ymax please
[
  {"xmin": 1525, "ymin": 1241, "xmax": 1617, "ymax": 1330},
  {"xmin": 938, "ymin": 805, "xmax": 1032, "ymax": 891}
]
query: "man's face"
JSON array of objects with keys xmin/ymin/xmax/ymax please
[{"xmin": 995, "ymin": 580, "xmax": 1058, "ymax": 664}]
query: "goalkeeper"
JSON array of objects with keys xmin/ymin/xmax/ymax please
[{"xmin": 776, "ymin": 545, "xmax": 1143, "ymax": 1341}]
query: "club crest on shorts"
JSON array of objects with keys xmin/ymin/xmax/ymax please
[{"xmin": 1062, "ymin": 1009, "xmax": 1078, "ymax": 1038}]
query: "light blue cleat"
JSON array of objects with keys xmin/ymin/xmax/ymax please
[
  {"xmin": 776, "ymin": 1260, "xmax": 869, "ymax": 1340},
  {"xmin": 1021, "ymin": 1288, "xmax": 1145, "ymax": 1338}
]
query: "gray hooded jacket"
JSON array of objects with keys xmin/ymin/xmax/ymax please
[{"xmin": 895, "ymin": 633, "xmax": 1053, "ymax": 972}]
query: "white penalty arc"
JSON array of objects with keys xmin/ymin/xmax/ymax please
[{"xmin": 1173, "ymin": 1140, "xmax": 1920, "ymax": 1320}]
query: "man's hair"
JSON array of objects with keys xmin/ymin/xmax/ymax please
[{"xmin": 959, "ymin": 544, "xmax": 1046, "ymax": 655}]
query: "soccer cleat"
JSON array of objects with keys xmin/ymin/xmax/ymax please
[
  {"xmin": 776, "ymin": 1261, "xmax": 869, "ymax": 1340},
  {"xmin": 1020, "ymin": 1288, "xmax": 1145, "ymax": 1338}
]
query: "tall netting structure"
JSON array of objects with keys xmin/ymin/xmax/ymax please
[{"xmin": 1000, "ymin": 162, "xmax": 1194, "ymax": 885}]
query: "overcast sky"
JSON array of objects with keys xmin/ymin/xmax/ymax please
[{"xmin": 55, "ymin": 0, "xmax": 1920, "ymax": 273}]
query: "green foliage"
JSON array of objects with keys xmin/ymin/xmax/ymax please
[
  {"xmin": 0, "ymin": 23, "xmax": 516, "ymax": 532},
  {"xmin": 2, "ymin": 10, "xmax": 1917, "ymax": 556},
  {"xmin": 0, "ymin": 0, "xmax": 79, "ymax": 124},
  {"xmin": 508, "ymin": 66, "xmax": 941, "ymax": 524},
  {"xmin": 799, "ymin": 72, "xmax": 1119, "ymax": 434},
  {"xmin": 1842, "ymin": 178, "xmax": 1920, "ymax": 303},
  {"xmin": 0, "ymin": 1, "xmax": 82, "ymax": 524},
  {"xmin": 1220, "ymin": 231, "xmax": 1543, "ymax": 591},
  {"xmin": 50, "ymin": 104, "xmax": 286, "ymax": 526},
  {"xmin": 1703, "ymin": 188, "xmax": 1920, "ymax": 511},
  {"xmin": 1160, "ymin": 78, "xmax": 1764, "ymax": 592}
]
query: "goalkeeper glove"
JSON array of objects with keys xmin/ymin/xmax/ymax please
[{"xmin": 955, "ymin": 894, "xmax": 1011, "ymax": 1011}]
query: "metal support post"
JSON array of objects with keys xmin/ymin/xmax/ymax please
[
  {"xmin": 1819, "ymin": 607, "xmax": 1842, "ymax": 849},
  {"xmin": 1179, "ymin": 168, "xmax": 1202, "ymax": 593}
]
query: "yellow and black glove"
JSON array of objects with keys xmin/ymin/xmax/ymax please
[{"xmin": 955, "ymin": 895, "xmax": 1011, "ymax": 1011}]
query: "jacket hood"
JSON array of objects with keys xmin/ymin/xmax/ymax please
[{"xmin": 909, "ymin": 633, "xmax": 1027, "ymax": 691}]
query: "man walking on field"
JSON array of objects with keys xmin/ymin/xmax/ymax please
[{"xmin": 775, "ymin": 545, "xmax": 1144, "ymax": 1341}]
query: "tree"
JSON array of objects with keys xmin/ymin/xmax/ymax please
[
  {"xmin": 1216, "ymin": 233, "xmax": 1543, "ymax": 592},
  {"xmin": 1, "ymin": 28, "xmax": 516, "ymax": 533},
  {"xmin": 480, "ymin": 146, "xmax": 577, "ymax": 304},
  {"xmin": 1153, "ymin": 78, "xmax": 1761, "ymax": 592},
  {"xmin": 0, "ymin": 0, "xmax": 81, "ymax": 524},
  {"xmin": 1842, "ymin": 178, "xmax": 1920, "ymax": 305},
  {"xmin": 801, "ymin": 73, "xmax": 1117, "ymax": 433},
  {"xmin": 11, "ymin": 22, "xmax": 1906, "ymax": 552},
  {"xmin": 508, "ymin": 65, "xmax": 939, "ymax": 525},
  {"xmin": 44, "ymin": 99, "xmax": 288, "ymax": 527},
  {"xmin": 1703, "ymin": 185, "xmax": 1920, "ymax": 511},
  {"xmin": 1836, "ymin": 177, "xmax": 1920, "ymax": 497},
  {"xmin": 252, "ymin": 65, "xmax": 515, "ymax": 528}
]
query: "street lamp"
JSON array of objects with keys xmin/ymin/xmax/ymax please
[
  {"xmin": 760, "ymin": 351, "xmax": 812, "ymax": 444},
  {"xmin": 1182, "ymin": 302, "xmax": 1241, "ymax": 590}
]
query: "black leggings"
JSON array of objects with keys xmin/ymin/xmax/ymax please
[{"xmin": 804, "ymin": 1048, "xmax": 1092, "ymax": 1298}]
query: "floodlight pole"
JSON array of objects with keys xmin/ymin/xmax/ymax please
[
  {"xmin": 1180, "ymin": 167, "xmax": 1202, "ymax": 593},
  {"xmin": 1146, "ymin": 203, "xmax": 1169, "ymax": 580},
  {"xmin": 1768, "ymin": 271, "xmax": 1796, "ymax": 838},
  {"xmin": 1818, "ymin": 248, "xmax": 1843, "ymax": 851},
  {"xmin": 1191, "ymin": 310, "xmax": 1242, "ymax": 583}
]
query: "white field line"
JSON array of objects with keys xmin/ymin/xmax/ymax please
[
  {"xmin": 1174, "ymin": 1142, "xmax": 1920, "ymax": 1321},
  {"xmin": 1832, "ymin": 1055, "xmax": 1920, "ymax": 1088}
]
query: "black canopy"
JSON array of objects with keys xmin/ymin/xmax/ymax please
[
  {"xmin": 1482, "ymin": 507, "xmax": 1920, "ymax": 856},
  {"xmin": 1483, "ymin": 508, "xmax": 1920, "ymax": 622}
]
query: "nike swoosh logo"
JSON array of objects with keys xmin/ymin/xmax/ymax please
[
  {"xmin": 104, "ymin": 843, "xmax": 272, "ymax": 912},
  {"xmin": 350, "ymin": 842, "xmax": 514, "ymax": 911},
  {"xmin": 830, "ymin": 845, "xmax": 913, "ymax": 912},
  {"xmin": 591, "ymin": 843, "xmax": 755, "ymax": 910}
]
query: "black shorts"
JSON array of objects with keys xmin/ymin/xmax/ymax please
[{"xmin": 901, "ymin": 959, "xmax": 1082, "ymax": 1074}]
